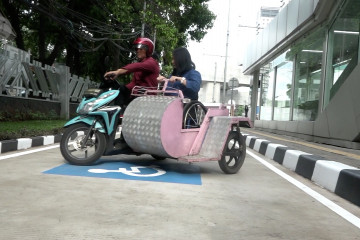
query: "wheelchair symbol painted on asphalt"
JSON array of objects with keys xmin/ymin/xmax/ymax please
[
  {"xmin": 88, "ymin": 165, "xmax": 166, "ymax": 177},
  {"xmin": 44, "ymin": 161, "xmax": 201, "ymax": 185}
]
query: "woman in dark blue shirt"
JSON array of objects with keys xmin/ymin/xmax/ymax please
[{"xmin": 157, "ymin": 47, "xmax": 202, "ymax": 100}]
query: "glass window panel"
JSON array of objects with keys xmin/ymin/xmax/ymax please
[
  {"xmin": 259, "ymin": 63, "xmax": 274, "ymax": 120},
  {"xmin": 292, "ymin": 28, "xmax": 324, "ymax": 121},
  {"xmin": 324, "ymin": 0, "xmax": 360, "ymax": 106},
  {"xmin": 273, "ymin": 51, "xmax": 293, "ymax": 121}
]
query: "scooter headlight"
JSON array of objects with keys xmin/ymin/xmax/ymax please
[
  {"xmin": 78, "ymin": 91, "xmax": 117, "ymax": 114},
  {"xmin": 78, "ymin": 102, "xmax": 95, "ymax": 114}
]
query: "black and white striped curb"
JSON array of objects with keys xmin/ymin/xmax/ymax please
[
  {"xmin": 243, "ymin": 134, "xmax": 360, "ymax": 208},
  {"xmin": 0, "ymin": 134, "xmax": 63, "ymax": 154},
  {"xmin": 0, "ymin": 127, "xmax": 123, "ymax": 155}
]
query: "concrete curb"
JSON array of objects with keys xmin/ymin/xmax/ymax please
[
  {"xmin": 0, "ymin": 134, "xmax": 63, "ymax": 154},
  {"xmin": 0, "ymin": 126, "xmax": 124, "ymax": 155},
  {"xmin": 243, "ymin": 134, "xmax": 360, "ymax": 207}
]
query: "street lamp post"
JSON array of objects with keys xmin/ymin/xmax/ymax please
[
  {"xmin": 229, "ymin": 77, "xmax": 238, "ymax": 116},
  {"xmin": 222, "ymin": 0, "xmax": 231, "ymax": 103},
  {"xmin": 212, "ymin": 62, "xmax": 217, "ymax": 102},
  {"xmin": 141, "ymin": 0, "xmax": 146, "ymax": 37},
  {"xmin": 230, "ymin": 77, "xmax": 234, "ymax": 104},
  {"xmin": 230, "ymin": 77, "xmax": 234, "ymax": 115}
]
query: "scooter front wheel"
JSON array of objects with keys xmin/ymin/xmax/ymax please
[{"xmin": 60, "ymin": 123, "xmax": 107, "ymax": 165}]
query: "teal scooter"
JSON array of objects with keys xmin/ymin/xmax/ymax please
[{"xmin": 60, "ymin": 79, "xmax": 129, "ymax": 165}]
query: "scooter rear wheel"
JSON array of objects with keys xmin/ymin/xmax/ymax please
[
  {"xmin": 218, "ymin": 131, "xmax": 246, "ymax": 174},
  {"xmin": 60, "ymin": 123, "xmax": 107, "ymax": 165}
]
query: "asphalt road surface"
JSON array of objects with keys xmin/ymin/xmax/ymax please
[{"xmin": 0, "ymin": 145, "xmax": 359, "ymax": 240}]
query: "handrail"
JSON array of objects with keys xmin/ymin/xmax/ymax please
[{"xmin": 131, "ymin": 78, "xmax": 184, "ymax": 99}]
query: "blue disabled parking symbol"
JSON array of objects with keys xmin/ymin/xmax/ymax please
[{"xmin": 43, "ymin": 160, "xmax": 202, "ymax": 185}]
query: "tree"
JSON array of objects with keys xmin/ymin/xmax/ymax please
[
  {"xmin": 0, "ymin": 0, "xmax": 215, "ymax": 80},
  {"xmin": 143, "ymin": 0, "xmax": 215, "ymax": 68}
]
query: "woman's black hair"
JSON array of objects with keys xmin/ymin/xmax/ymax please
[{"xmin": 171, "ymin": 47, "xmax": 196, "ymax": 76}]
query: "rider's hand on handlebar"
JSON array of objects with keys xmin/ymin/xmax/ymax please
[
  {"xmin": 157, "ymin": 75, "xmax": 166, "ymax": 82},
  {"xmin": 104, "ymin": 68, "xmax": 129, "ymax": 81},
  {"xmin": 104, "ymin": 71, "xmax": 117, "ymax": 81},
  {"xmin": 168, "ymin": 76, "xmax": 179, "ymax": 83}
]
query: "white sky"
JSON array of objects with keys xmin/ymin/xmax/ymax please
[{"xmin": 188, "ymin": 0, "xmax": 284, "ymax": 83}]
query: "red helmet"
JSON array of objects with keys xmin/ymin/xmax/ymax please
[{"xmin": 133, "ymin": 37, "xmax": 154, "ymax": 57}]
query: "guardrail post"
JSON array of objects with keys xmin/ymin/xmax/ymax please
[
  {"xmin": 250, "ymin": 70, "xmax": 260, "ymax": 123},
  {"xmin": 55, "ymin": 64, "xmax": 70, "ymax": 120}
]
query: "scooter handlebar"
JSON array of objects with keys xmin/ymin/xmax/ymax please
[
  {"xmin": 158, "ymin": 78, "xmax": 169, "ymax": 91},
  {"xmin": 104, "ymin": 73, "xmax": 116, "ymax": 81}
]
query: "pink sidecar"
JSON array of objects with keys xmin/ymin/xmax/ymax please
[{"xmin": 121, "ymin": 85, "xmax": 251, "ymax": 174}]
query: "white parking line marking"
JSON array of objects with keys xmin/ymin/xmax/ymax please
[
  {"xmin": 0, "ymin": 145, "xmax": 60, "ymax": 161},
  {"xmin": 247, "ymin": 150, "xmax": 360, "ymax": 229}
]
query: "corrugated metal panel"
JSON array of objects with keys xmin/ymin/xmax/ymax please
[
  {"xmin": 298, "ymin": 0, "xmax": 315, "ymax": 24},
  {"xmin": 243, "ymin": 0, "xmax": 323, "ymax": 73},
  {"xmin": 268, "ymin": 18, "xmax": 278, "ymax": 50},
  {"xmin": 313, "ymin": 0, "xmax": 320, "ymax": 10},
  {"xmin": 256, "ymin": 32, "xmax": 263, "ymax": 61},
  {"xmin": 262, "ymin": 27, "xmax": 270, "ymax": 56},
  {"xmin": 277, "ymin": 5, "xmax": 288, "ymax": 42},
  {"xmin": 286, "ymin": 0, "xmax": 299, "ymax": 35}
]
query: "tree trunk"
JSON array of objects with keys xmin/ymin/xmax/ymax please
[
  {"xmin": 44, "ymin": 34, "xmax": 65, "ymax": 66},
  {"xmin": 1, "ymin": 0, "xmax": 25, "ymax": 50},
  {"xmin": 38, "ymin": 13, "xmax": 46, "ymax": 62}
]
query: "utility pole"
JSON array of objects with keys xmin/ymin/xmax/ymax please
[
  {"xmin": 141, "ymin": 0, "xmax": 146, "ymax": 37},
  {"xmin": 153, "ymin": 28, "xmax": 156, "ymax": 49},
  {"xmin": 222, "ymin": 0, "xmax": 231, "ymax": 103},
  {"xmin": 212, "ymin": 62, "xmax": 217, "ymax": 102}
]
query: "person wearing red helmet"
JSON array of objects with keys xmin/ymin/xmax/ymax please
[{"xmin": 103, "ymin": 37, "xmax": 159, "ymax": 109}]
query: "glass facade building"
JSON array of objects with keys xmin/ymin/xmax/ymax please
[{"xmin": 244, "ymin": 0, "xmax": 360, "ymax": 149}]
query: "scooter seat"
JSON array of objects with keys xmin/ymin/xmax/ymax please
[{"xmin": 83, "ymin": 88, "xmax": 104, "ymax": 98}]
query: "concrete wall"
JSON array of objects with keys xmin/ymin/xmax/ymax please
[
  {"xmin": 314, "ymin": 64, "xmax": 360, "ymax": 144},
  {"xmin": 0, "ymin": 96, "xmax": 61, "ymax": 116},
  {"xmin": 0, "ymin": 96, "xmax": 78, "ymax": 119}
]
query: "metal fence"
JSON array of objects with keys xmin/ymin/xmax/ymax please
[{"xmin": 0, "ymin": 44, "xmax": 98, "ymax": 119}]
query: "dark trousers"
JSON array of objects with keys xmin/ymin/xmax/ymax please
[
  {"xmin": 99, "ymin": 81, "xmax": 131, "ymax": 108},
  {"xmin": 116, "ymin": 84, "xmax": 131, "ymax": 108}
]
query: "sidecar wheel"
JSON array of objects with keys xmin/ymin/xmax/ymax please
[
  {"xmin": 218, "ymin": 131, "xmax": 246, "ymax": 174},
  {"xmin": 60, "ymin": 123, "xmax": 107, "ymax": 165},
  {"xmin": 183, "ymin": 101, "xmax": 207, "ymax": 129}
]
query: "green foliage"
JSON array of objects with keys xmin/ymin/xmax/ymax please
[
  {"xmin": 1, "ymin": 0, "xmax": 215, "ymax": 82},
  {"xmin": 0, "ymin": 108, "xmax": 65, "ymax": 140},
  {"xmin": 160, "ymin": 64, "xmax": 174, "ymax": 77},
  {"xmin": 0, "ymin": 109, "xmax": 60, "ymax": 122},
  {"xmin": 0, "ymin": 120, "xmax": 66, "ymax": 140},
  {"xmin": 234, "ymin": 105, "xmax": 244, "ymax": 116}
]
